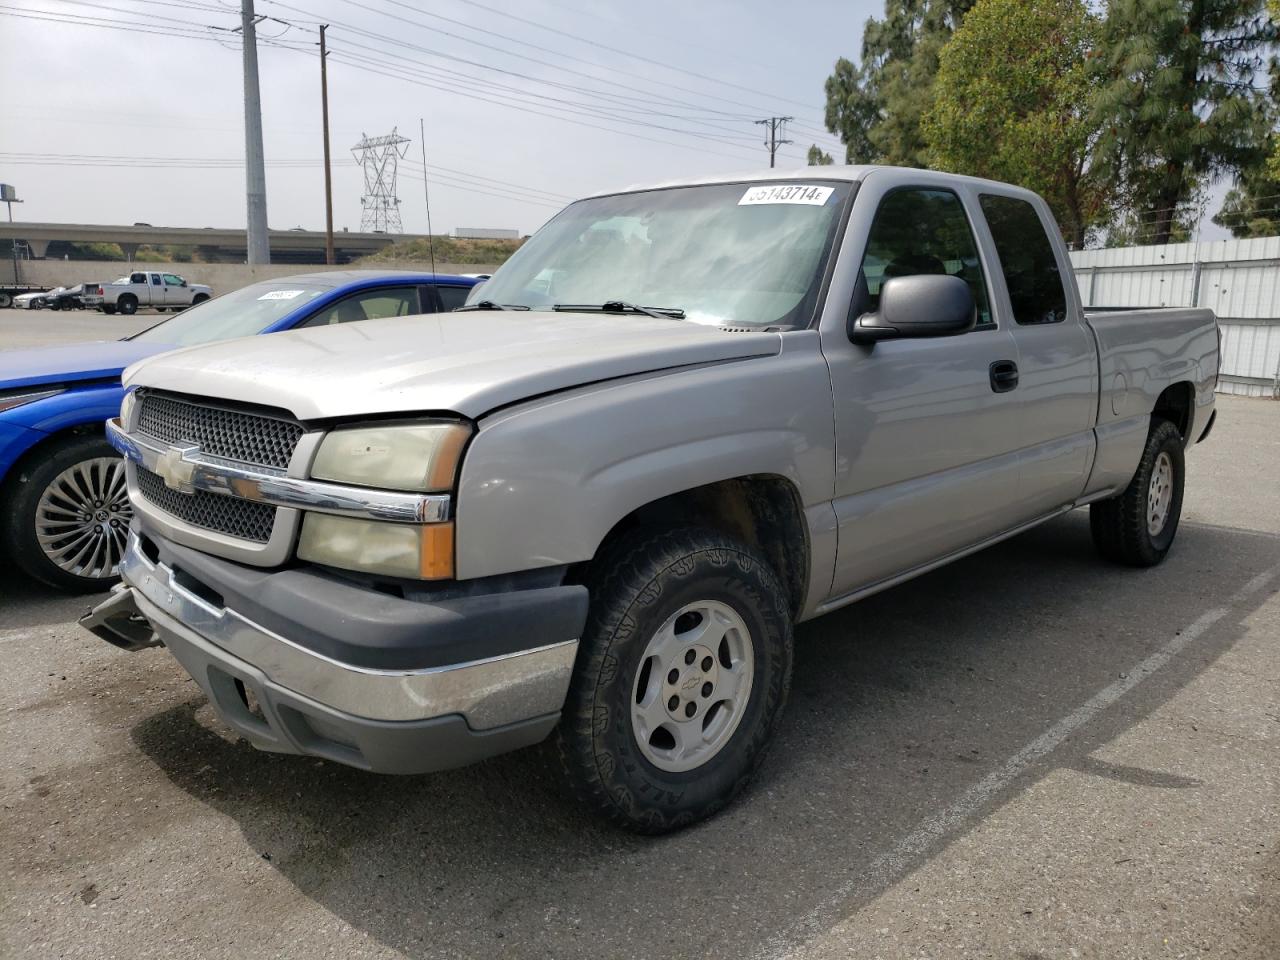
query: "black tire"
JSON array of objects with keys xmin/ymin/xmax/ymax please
[
  {"xmin": 0, "ymin": 292, "xmax": 11, "ymax": 308},
  {"xmin": 116, "ymin": 294, "xmax": 138, "ymax": 316},
  {"xmin": 556, "ymin": 527, "xmax": 794, "ymax": 834},
  {"xmin": 1, "ymin": 434, "xmax": 131, "ymax": 593},
  {"xmin": 192, "ymin": 294, "xmax": 209, "ymax": 306},
  {"xmin": 1090, "ymin": 418, "xmax": 1185, "ymax": 567},
  {"xmin": 102, "ymin": 304, "xmax": 116, "ymax": 315}
]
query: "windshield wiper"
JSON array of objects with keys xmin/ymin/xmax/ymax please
[
  {"xmin": 454, "ymin": 300, "xmax": 528, "ymax": 312},
  {"xmin": 552, "ymin": 300, "xmax": 685, "ymax": 320}
]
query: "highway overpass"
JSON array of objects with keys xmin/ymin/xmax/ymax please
[{"xmin": 0, "ymin": 222, "xmax": 426, "ymax": 264}]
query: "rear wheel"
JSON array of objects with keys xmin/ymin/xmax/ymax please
[
  {"xmin": 1, "ymin": 434, "xmax": 132, "ymax": 592},
  {"xmin": 556, "ymin": 527, "xmax": 793, "ymax": 833},
  {"xmin": 1090, "ymin": 418, "xmax": 1185, "ymax": 567},
  {"xmin": 116, "ymin": 294, "xmax": 138, "ymax": 316}
]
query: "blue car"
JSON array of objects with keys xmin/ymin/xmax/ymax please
[{"xmin": 0, "ymin": 270, "xmax": 480, "ymax": 592}]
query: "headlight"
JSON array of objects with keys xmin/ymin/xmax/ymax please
[
  {"xmin": 310, "ymin": 422, "xmax": 470, "ymax": 492},
  {"xmin": 0, "ymin": 387, "xmax": 65, "ymax": 413},
  {"xmin": 297, "ymin": 514, "xmax": 454, "ymax": 580}
]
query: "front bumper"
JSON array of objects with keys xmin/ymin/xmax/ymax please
[{"xmin": 83, "ymin": 529, "xmax": 588, "ymax": 774}]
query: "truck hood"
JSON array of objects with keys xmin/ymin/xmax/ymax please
[
  {"xmin": 0, "ymin": 340, "xmax": 171, "ymax": 391},
  {"xmin": 123, "ymin": 311, "xmax": 782, "ymax": 420}
]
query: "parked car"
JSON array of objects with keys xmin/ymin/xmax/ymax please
[
  {"xmin": 46, "ymin": 283, "xmax": 99, "ymax": 311},
  {"xmin": 83, "ymin": 167, "xmax": 1218, "ymax": 832},
  {"xmin": 13, "ymin": 288, "xmax": 55, "ymax": 310},
  {"xmin": 0, "ymin": 270, "xmax": 480, "ymax": 591},
  {"xmin": 82, "ymin": 271, "xmax": 213, "ymax": 315}
]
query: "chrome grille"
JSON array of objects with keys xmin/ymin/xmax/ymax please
[
  {"xmin": 136, "ymin": 392, "xmax": 303, "ymax": 470},
  {"xmin": 136, "ymin": 466, "xmax": 275, "ymax": 543}
]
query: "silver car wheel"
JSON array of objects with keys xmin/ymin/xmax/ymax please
[
  {"xmin": 1147, "ymin": 451, "xmax": 1174, "ymax": 536},
  {"xmin": 35, "ymin": 457, "xmax": 131, "ymax": 580},
  {"xmin": 630, "ymin": 599, "xmax": 755, "ymax": 773}
]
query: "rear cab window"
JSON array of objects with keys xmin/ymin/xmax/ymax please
[
  {"xmin": 859, "ymin": 188, "xmax": 993, "ymax": 328},
  {"xmin": 978, "ymin": 195, "xmax": 1068, "ymax": 325}
]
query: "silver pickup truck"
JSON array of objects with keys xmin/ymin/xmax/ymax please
[
  {"xmin": 83, "ymin": 270, "xmax": 212, "ymax": 315},
  {"xmin": 83, "ymin": 166, "xmax": 1218, "ymax": 833}
]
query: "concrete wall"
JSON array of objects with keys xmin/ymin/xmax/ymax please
[
  {"xmin": 1070, "ymin": 236, "xmax": 1280, "ymax": 399},
  {"xmin": 13, "ymin": 259, "xmax": 498, "ymax": 296}
]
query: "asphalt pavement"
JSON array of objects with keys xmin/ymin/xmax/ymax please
[{"xmin": 2, "ymin": 313, "xmax": 1278, "ymax": 959}]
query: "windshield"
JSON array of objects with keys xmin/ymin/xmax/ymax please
[
  {"xmin": 130, "ymin": 281, "xmax": 331, "ymax": 347},
  {"xmin": 470, "ymin": 180, "xmax": 854, "ymax": 327}
]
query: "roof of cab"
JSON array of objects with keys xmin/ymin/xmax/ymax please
[{"xmin": 583, "ymin": 164, "xmax": 1040, "ymax": 201}]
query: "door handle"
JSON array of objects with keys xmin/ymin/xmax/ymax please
[{"xmin": 989, "ymin": 360, "xmax": 1019, "ymax": 393}]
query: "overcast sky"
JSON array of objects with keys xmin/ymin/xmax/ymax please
[{"xmin": 1, "ymin": 0, "xmax": 869, "ymax": 237}]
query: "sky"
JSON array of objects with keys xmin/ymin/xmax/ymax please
[{"xmin": 0, "ymin": 0, "xmax": 869, "ymax": 238}]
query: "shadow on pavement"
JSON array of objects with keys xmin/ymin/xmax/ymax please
[
  {"xmin": 122, "ymin": 512, "xmax": 1280, "ymax": 959},
  {"xmin": 0, "ymin": 560, "xmax": 109, "ymax": 632}
]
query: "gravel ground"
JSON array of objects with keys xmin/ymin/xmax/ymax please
[{"xmin": 1, "ymin": 317, "xmax": 1278, "ymax": 960}]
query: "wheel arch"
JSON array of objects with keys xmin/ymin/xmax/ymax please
[
  {"xmin": 574, "ymin": 474, "xmax": 810, "ymax": 621},
  {"xmin": 1152, "ymin": 380, "xmax": 1194, "ymax": 444},
  {"xmin": 1, "ymin": 421, "xmax": 108, "ymax": 494}
]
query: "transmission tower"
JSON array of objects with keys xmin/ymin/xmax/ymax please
[{"xmin": 352, "ymin": 129, "xmax": 410, "ymax": 233}]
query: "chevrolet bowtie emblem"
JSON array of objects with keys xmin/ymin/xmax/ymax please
[{"xmin": 156, "ymin": 446, "xmax": 198, "ymax": 494}]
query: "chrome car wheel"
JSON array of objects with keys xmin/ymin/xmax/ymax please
[
  {"xmin": 630, "ymin": 599, "xmax": 755, "ymax": 773},
  {"xmin": 1147, "ymin": 450, "xmax": 1174, "ymax": 536},
  {"xmin": 35, "ymin": 457, "xmax": 131, "ymax": 580}
]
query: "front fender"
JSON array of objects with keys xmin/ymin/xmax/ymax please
[
  {"xmin": 0, "ymin": 383, "xmax": 126, "ymax": 479},
  {"xmin": 454, "ymin": 332, "xmax": 835, "ymax": 580}
]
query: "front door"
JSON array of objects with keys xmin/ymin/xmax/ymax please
[{"xmin": 820, "ymin": 174, "xmax": 1027, "ymax": 599}]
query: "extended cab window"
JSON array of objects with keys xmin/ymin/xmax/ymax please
[
  {"xmin": 979, "ymin": 195, "xmax": 1068, "ymax": 325},
  {"xmin": 302, "ymin": 287, "xmax": 421, "ymax": 326},
  {"xmin": 860, "ymin": 188, "xmax": 992, "ymax": 327}
]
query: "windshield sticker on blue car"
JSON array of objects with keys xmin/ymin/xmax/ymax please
[
  {"xmin": 258, "ymin": 290, "xmax": 305, "ymax": 300},
  {"xmin": 738, "ymin": 184, "xmax": 834, "ymax": 206}
]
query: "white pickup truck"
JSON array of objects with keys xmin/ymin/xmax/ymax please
[
  {"xmin": 85, "ymin": 166, "xmax": 1218, "ymax": 832},
  {"xmin": 83, "ymin": 270, "xmax": 212, "ymax": 315}
]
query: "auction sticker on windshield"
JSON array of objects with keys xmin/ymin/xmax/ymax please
[
  {"xmin": 738, "ymin": 184, "xmax": 834, "ymax": 206},
  {"xmin": 258, "ymin": 290, "xmax": 305, "ymax": 300}
]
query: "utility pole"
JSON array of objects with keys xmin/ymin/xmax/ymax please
[
  {"xmin": 319, "ymin": 24, "xmax": 334, "ymax": 265},
  {"xmin": 239, "ymin": 0, "xmax": 270, "ymax": 264},
  {"xmin": 3, "ymin": 186, "xmax": 22, "ymax": 285},
  {"xmin": 754, "ymin": 116, "xmax": 793, "ymax": 168}
]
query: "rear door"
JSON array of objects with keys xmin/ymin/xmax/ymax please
[
  {"xmin": 821, "ymin": 171, "xmax": 1027, "ymax": 597},
  {"xmin": 147, "ymin": 273, "xmax": 164, "ymax": 306},
  {"xmin": 974, "ymin": 192, "xmax": 1098, "ymax": 514}
]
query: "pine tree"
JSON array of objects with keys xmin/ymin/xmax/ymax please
[
  {"xmin": 1092, "ymin": 0, "xmax": 1276, "ymax": 245},
  {"xmin": 807, "ymin": 145, "xmax": 835, "ymax": 165},
  {"xmin": 822, "ymin": 0, "xmax": 974, "ymax": 166}
]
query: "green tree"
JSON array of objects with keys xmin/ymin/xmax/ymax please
[
  {"xmin": 1212, "ymin": 161, "xmax": 1280, "ymax": 235},
  {"xmin": 923, "ymin": 0, "xmax": 1107, "ymax": 247},
  {"xmin": 1092, "ymin": 0, "xmax": 1276, "ymax": 245},
  {"xmin": 822, "ymin": 0, "xmax": 975, "ymax": 166},
  {"xmin": 807, "ymin": 144, "xmax": 834, "ymax": 165}
]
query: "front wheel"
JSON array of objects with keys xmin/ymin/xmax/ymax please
[
  {"xmin": 556, "ymin": 527, "xmax": 794, "ymax": 833},
  {"xmin": 1, "ymin": 434, "xmax": 132, "ymax": 592},
  {"xmin": 1090, "ymin": 418, "xmax": 1185, "ymax": 567}
]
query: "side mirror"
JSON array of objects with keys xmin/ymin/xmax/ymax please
[{"xmin": 849, "ymin": 274, "xmax": 976, "ymax": 345}]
